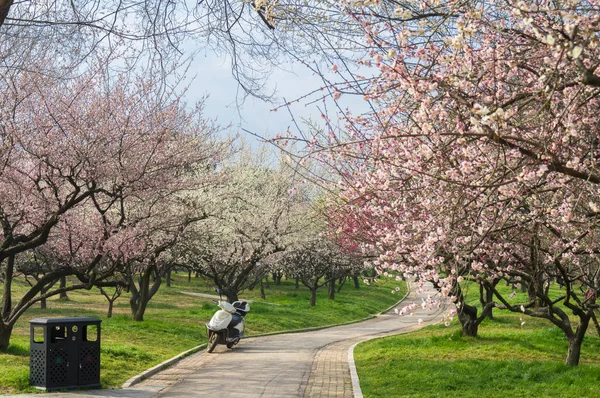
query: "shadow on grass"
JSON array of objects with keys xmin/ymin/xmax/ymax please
[
  {"xmin": 102, "ymin": 345, "xmax": 153, "ymax": 361},
  {"xmin": 6, "ymin": 343, "xmax": 29, "ymax": 357}
]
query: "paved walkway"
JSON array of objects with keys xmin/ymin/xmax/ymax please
[
  {"xmin": 179, "ymin": 292, "xmax": 254, "ymax": 303},
  {"xmin": 10, "ymin": 283, "xmax": 445, "ymax": 398},
  {"xmin": 304, "ymin": 340, "xmax": 354, "ymax": 397}
]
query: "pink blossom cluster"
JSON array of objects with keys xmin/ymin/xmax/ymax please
[{"xmin": 394, "ymin": 302, "xmax": 419, "ymax": 316}]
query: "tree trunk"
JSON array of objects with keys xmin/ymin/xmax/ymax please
[
  {"xmin": 39, "ymin": 282, "xmax": 54, "ymax": 309},
  {"xmin": 434, "ymin": 274, "xmax": 481, "ymax": 338},
  {"xmin": 566, "ymin": 336, "xmax": 583, "ymax": 366},
  {"xmin": 295, "ymin": 277, "xmax": 300, "ymax": 290},
  {"xmin": 353, "ymin": 275, "xmax": 360, "ymax": 289},
  {"xmin": 226, "ymin": 292, "xmax": 239, "ymax": 302},
  {"xmin": 166, "ymin": 268, "xmax": 172, "ymax": 287},
  {"xmin": 132, "ymin": 298, "xmax": 148, "ymax": 322},
  {"xmin": 131, "ymin": 270, "xmax": 151, "ymax": 321},
  {"xmin": 223, "ymin": 286, "xmax": 239, "ymax": 303},
  {"xmin": 328, "ymin": 280, "xmax": 335, "ymax": 300},
  {"xmin": 461, "ymin": 318, "xmax": 479, "ymax": 337},
  {"xmin": 260, "ymin": 279, "xmax": 266, "ymax": 300},
  {"xmin": 479, "ymin": 283, "xmax": 494, "ymax": 320},
  {"xmin": 129, "ymin": 290, "xmax": 140, "ymax": 319},
  {"xmin": 527, "ymin": 281, "xmax": 538, "ymax": 306},
  {"xmin": 1, "ymin": 256, "xmax": 16, "ymax": 351},
  {"xmin": 485, "ymin": 286, "xmax": 494, "ymax": 320},
  {"xmin": 458, "ymin": 303, "xmax": 479, "ymax": 337},
  {"xmin": 309, "ymin": 288, "xmax": 317, "ymax": 307},
  {"xmin": 132, "ymin": 269, "xmax": 163, "ymax": 322},
  {"xmin": 37, "ymin": 278, "xmax": 59, "ymax": 309},
  {"xmin": 529, "ymin": 226, "xmax": 543, "ymax": 308},
  {"xmin": 131, "ymin": 266, "xmax": 162, "ymax": 322},
  {"xmin": 188, "ymin": 270, "xmax": 192, "ymax": 283},
  {"xmin": 247, "ymin": 278, "xmax": 257, "ymax": 292},
  {"xmin": 0, "ymin": 322, "xmax": 14, "ymax": 351},
  {"xmin": 59, "ymin": 276, "xmax": 69, "ymax": 300},
  {"xmin": 337, "ymin": 277, "xmax": 346, "ymax": 293},
  {"xmin": 100, "ymin": 286, "xmax": 122, "ymax": 319},
  {"xmin": 107, "ymin": 301, "xmax": 114, "ymax": 318},
  {"xmin": 565, "ymin": 316, "xmax": 590, "ymax": 366},
  {"xmin": 1, "ymin": 255, "xmax": 14, "ymax": 324}
]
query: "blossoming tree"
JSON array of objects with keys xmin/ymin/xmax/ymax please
[
  {"xmin": 291, "ymin": 1, "xmax": 600, "ymax": 366},
  {"xmin": 174, "ymin": 143, "xmax": 307, "ymax": 303},
  {"xmin": 278, "ymin": 238, "xmax": 364, "ymax": 306},
  {"xmin": 0, "ymin": 62, "xmax": 220, "ymax": 349}
]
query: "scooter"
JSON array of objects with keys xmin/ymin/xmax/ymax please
[{"xmin": 206, "ymin": 298, "xmax": 250, "ymax": 353}]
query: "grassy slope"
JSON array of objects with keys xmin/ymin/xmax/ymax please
[
  {"xmin": 354, "ymin": 283, "xmax": 600, "ymax": 398},
  {"xmin": 0, "ymin": 273, "xmax": 405, "ymax": 394}
]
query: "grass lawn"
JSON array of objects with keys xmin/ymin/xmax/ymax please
[
  {"xmin": 0, "ymin": 273, "xmax": 405, "ymax": 394},
  {"xmin": 354, "ymin": 283, "xmax": 600, "ymax": 398}
]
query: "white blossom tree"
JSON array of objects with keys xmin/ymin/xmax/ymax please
[
  {"xmin": 174, "ymin": 143, "xmax": 309, "ymax": 302},
  {"xmin": 278, "ymin": 237, "xmax": 364, "ymax": 306}
]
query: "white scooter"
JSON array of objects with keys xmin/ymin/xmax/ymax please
[{"xmin": 206, "ymin": 299, "xmax": 250, "ymax": 353}]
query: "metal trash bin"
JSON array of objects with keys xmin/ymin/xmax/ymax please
[{"xmin": 29, "ymin": 317, "xmax": 101, "ymax": 390}]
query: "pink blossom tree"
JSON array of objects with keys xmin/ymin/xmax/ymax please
[
  {"xmin": 0, "ymin": 62, "xmax": 221, "ymax": 349},
  {"xmin": 287, "ymin": 1, "xmax": 600, "ymax": 366}
]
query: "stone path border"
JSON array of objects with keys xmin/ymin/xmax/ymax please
[
  {"xmin": 348, "ymin": 342, "xmax": 363, "ymax": 398},
  {"xmin": 121, "ymin": 344, "xmax": 207, "ymax": 388}
]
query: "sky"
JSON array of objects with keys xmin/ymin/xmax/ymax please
[
  {"xmin": 184, "ymin": 54, "xmax": 317, "ymax": 140},
  {"xmin": 184, "ymin": 52, "xmax": 368, "ymax": 145}
]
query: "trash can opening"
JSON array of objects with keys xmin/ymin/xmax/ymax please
[
  {"xmin": 32, "ymin": 327, "xmax": 44, "ymax": 344},
  {"xmin": 83, "ymin": 325, "xmax": 98, "ymax": 342},
  {"xmin": 50, "ymin": 326, "xmax": 67, "ymax": 343}
]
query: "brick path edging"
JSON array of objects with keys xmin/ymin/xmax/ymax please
[{"xmin": 347, "ymin": 342, "xmax": 363, "ymax": 398}]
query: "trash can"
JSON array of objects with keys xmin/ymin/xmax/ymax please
[{"xmin": 29, "ymin": 317, "xmax": 101, "ymax": 390}]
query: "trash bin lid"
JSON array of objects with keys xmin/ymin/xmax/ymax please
[{"xmin": 30, "ymin": 317, "xmax": 102, "ymax": 325}]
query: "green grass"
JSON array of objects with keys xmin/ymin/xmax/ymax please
[
  {"xmin": 0, "ymin": 273, "xmax": 405, "ymax": 394},
  {"xmin": 354, "ymin": 284, "xmax": 600, "ymax": 398}
]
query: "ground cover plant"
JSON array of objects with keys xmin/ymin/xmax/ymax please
[
  {"xmin": 0, "ymin": 273, "xmax": 404, "ymax": 394},
  {"xmin": 354, "ymin": 282, "xmax": 600, "ymax": 398}
]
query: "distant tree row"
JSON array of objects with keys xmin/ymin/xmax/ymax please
[{"xmin": 0, "ymin": 83, "xmax": 368, "ymax": 346}]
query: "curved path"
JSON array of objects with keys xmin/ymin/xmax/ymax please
[{"xmin": 10, "ymin": 283, "xmax": 444, "ymax": 398}]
